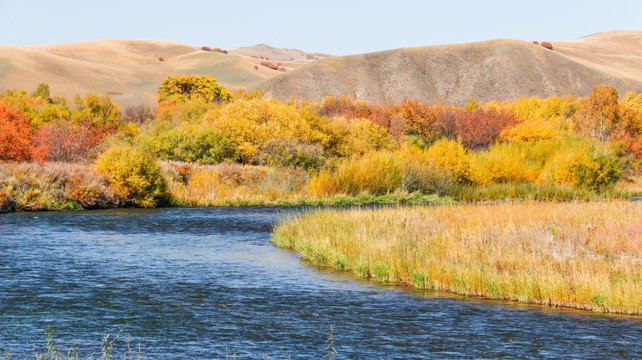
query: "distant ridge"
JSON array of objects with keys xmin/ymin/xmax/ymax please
[{"xmin": 252, "ymin": 30, "xmax": 642, "ymax": 105}]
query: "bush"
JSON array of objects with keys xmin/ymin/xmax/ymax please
[
  {"xmin": 260, "ymin": 61, "xmax": 279, "ymax": 70},
  {"xmin": 548, "ymin": 149, "xmax": 622, "ymax": 190},
  {"xmin": 308, "ymin": 151, "xmax": 402, "ymax": 196},
  {"xmin": 95, "ymin": 145, "xmax": 168, "ymax": 207},
  {"xmin": 158, "ymin": 75, "xmax": 233, "ymax": 104},
  {"xmin": 541, "ymin": 42, "xmax": 553, "ymax": 50},
  {"xmin": 123, "ymin": 105, "xmax": 155, "ymax": 124},
  {"xmin": 71, "ymin": 93, "xmax": 121, "ymax": 127},
  {"xmin": 207, "ymin": 98, "xmax": 331, "ymax": 162},
  {"xmin": 327, "ymin": 117, "xmax": 396, "ymax": 157},
  {"xmin": 32, "ymin": 120, "xmax": 112, "ymax": 162},
  {"xmin": 0, "ymin": 102, "xmax": 32, "ymax": 161},
  {"xmin": 426, "ymin": 139, "xmax": 471, "ymax": 183},
  {"xmin": 434, "ymin": 105, "xmax": 518, "ymax": 150},
  {"xmin": 500, "ymin": 119, "xmax": 556, "ymax": 143},
  {"xmin": 254, "ymin": 137, "xmax": 327, "ymax": 170},
  {"xmin": 143, "ymin": 125, "xmax": 238, "ymax": 164},
  {"xmin": 469, "ymin": 143, "xmax": 541, "ymax": 185}
]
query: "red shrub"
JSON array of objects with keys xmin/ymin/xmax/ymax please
[
  {"xmin": 254, "ymin": 65, "xmax": 259, "ymax": 70},
  {"xmin": 532, "ymin": 41, "xmax": 539, "ymax": 45},
  {"xmin": 260, "ymin": 61, "xmax": 279, "ymax": 70},
  {"xmin": 318, "ymin": 95, "xmax": 399, "ymax": 136},
  {"xmin": 0, "ymin": 102, "xmax": 32, "ymax": 161},
  {"xmin": 201, "ymin": 46, "xmax": 211, "ymax": 51},
  {"xmin": 32, "ymin": 121, "xmax": 114, "ymax": 162},
  {"xmin": 541, "ymin": 42, "xmax": 553, "ymax": 50},
  {"xmin": 434, "ymin": 105, "xmax": 518, "ymax": 150},
  {"xmin": 158, "ymin": 57, "xmax": 165, "ymax": 62}
]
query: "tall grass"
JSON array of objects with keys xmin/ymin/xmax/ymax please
[
  {"xmin": 161, "ymin": 161, "xmax": 310, "ymax": 205},
  {"xmin": 272, "ymin": 201, "xmax": 642, "ymax": 314}
]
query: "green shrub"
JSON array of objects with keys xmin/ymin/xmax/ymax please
[
  {"xmin": 143, "ymin": 125, "xmax": 238, "ymax": 164},
  {"xmin": 95, "ymin": 145, "xmax": 168, "ymax": 207},
  {"xmin": 254, "ymin": 137, "xmax": 327, "ymax": 170}
]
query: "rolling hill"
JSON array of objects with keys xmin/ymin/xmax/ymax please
[
  {"xmin": 1, "ymin": 31, "xmax": 640, "ymax": 108},
  {"xmin": 253, "ymin": 30, "xmax": 642, "ymax": 105},
  {"xmin": 0, "ymin": 40, "xmax": 322, "ymax": 107}
]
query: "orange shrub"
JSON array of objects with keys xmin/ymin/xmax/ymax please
[
  {"xmin": 0, "ymin": 101, "xmax": 32, "ymax": 161},
  {"xmin": 260, "ymin": 61, "xmax": 279, "ymax": 70}
]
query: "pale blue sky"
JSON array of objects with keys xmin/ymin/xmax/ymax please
[{"xmin": 1, "ymin": 0, "xmax": 640, "ymax": 55}]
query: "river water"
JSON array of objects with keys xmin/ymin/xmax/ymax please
[{"xmin": 0, "ymin": 207, "xmax": 640, "ymax": 359}]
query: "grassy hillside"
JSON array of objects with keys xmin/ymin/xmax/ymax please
[
  {"xmin": 1, "ymin": 31, "xmax": 641, "ymax": 107},
  {"xmin": 254, "ymin": 31, "xmax": 642, "ymax": 105},
  {"xmin": 0, "ymin": 39, "xmax": 313, "ymax": 107}
]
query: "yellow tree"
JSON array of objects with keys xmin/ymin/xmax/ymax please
[{"xmin": 573, "ymin": 85, "xmax": 620, "ymax": 141}]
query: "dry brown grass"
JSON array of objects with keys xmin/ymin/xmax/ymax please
[{"xmin": 273, "ymin": 201, "xmax": 642, "ymax": 314}]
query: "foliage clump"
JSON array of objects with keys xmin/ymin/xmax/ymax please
[
  {"xmin": 0, "ymin": 102, "xmax": 32, "ymax": 161},
  {"xmin": 95, "ymin": 144, "xmax": 168, "ymax": 207},
  {"xmin": 157, "ymin": 75, "xmax": 233, "ymax": 104}
]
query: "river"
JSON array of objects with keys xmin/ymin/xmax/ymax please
[{"xmin": 0, "ymin": 207, "xmax": 640, "ymax": 358}]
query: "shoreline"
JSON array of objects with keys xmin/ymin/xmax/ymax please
[{"xmin": 272, "ymin": 201, "xmax": 642, "ymax": 315}]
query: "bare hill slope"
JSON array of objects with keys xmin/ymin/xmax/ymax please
[{"xmin": 253, "ymin": 31, "xmax": 642, "ymax": 105}]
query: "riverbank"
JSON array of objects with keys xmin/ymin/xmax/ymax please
[
  {"xmin": 272, "ymin": 201, "xmax": 642, "ymax": 314},
  {"xmin": 2, "ymin": 161, "xmax": 640, "ymax": 213}
]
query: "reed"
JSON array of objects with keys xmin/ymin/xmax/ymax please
[{"xmin": 272, "ymin": 201, "xmax": 642, "ymax": 314}]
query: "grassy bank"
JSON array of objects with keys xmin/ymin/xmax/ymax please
[
  {"xmin": 2, "ymin": 161, "xmax": 639, "ymax": 212},
  {"xmin": 272, "ymin": 201, "xmax": 642, "ymax": 314}
]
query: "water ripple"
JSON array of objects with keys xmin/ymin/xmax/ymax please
[{"xmin": 1, "ymin": 208, "xmax": 640, "ymax": 359}]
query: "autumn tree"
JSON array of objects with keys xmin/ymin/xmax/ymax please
[
  {"xmin": 615, "ymin": 91, "xmax": 642, "ymax": 157},
  {"xmin": 573, "ymin": 85, "xmax": 620, "ymax": 141},
  {"xmin": 30, "ymin": 83, "xmax": 51, "ymax": 101},
  {"xmin": 0, "ymin": 102, "xmax": 32, "ymax": 161},
  {"xmin": 398, "ymin": 99, "xmax": 437, "ymax": 139},
  {"xmin": 157, "ymin": 75, "xmax": 233, "ymax": 104},
  {"xmin": 71, "ymin": 93, "xmax": 121, "ymax": 127}
]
